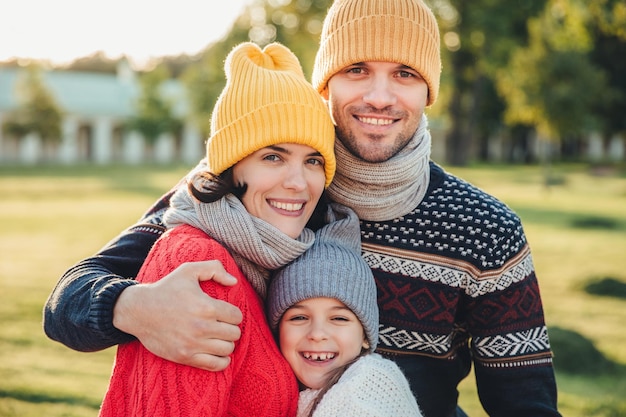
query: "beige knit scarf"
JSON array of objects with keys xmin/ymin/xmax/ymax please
[
  {"xmin": 163, "ymin": 188, "xmax": 315, "ymax": 299},
  {"xmin": 327, "ymin": 114, "xmax": 432, "ymax": 221}
]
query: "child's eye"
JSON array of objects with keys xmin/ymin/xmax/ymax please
[
  {"xmin": 331, "ymin": 316, "xmax": 350, "ymax": 322},
  {"xmin": 287, "ymin": 315, "xmax": 308, "ymax": 322}
]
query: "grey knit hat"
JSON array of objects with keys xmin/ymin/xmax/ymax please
[{"xmin": 268, "ymin": 203, "xmax": 379, "ymax": 351}]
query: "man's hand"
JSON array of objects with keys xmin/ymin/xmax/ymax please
[{"xmin": 112, "ymin": 260, "xmax": 243, "ymax": 371}]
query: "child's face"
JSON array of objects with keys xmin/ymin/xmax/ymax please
[{"xmin": 278, "ymin": 297, "xmax": 368, "ymax": 390}]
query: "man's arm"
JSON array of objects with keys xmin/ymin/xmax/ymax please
[
  {"xmin": 43, "ymin": 193, "xmax": 172, "ymax": 351},
  {"xmin": 43, "ymin": 178, "xmax": 243, "ymax": 370},
  {"xmin": 469, "ymin": 224, "xmax": 561, "ymax": 416}
]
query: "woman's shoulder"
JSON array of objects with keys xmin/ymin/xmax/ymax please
[
  {"xmin": 153, "ymin": 224, "xmax": 239, "ymax": 271},
  {"xmin": 162, "ymin": 224, "xmax": 226, "ymax": 250}
]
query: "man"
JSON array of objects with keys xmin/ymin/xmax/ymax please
[{"xmin": 44, "ymin": 0, "xmax": 561, "ymax": 416}]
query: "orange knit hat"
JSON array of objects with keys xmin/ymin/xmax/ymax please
[
  {"xmin": 312, "ymin": 0, "xmax": 441, "ymax": 106},
  {"xmin": 208, "ymin": 42, "xmax": 336, "ymax": 187}
]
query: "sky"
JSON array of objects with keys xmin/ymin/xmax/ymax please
[{"xmin": 1, "ymin": 0, "xmax": 252, "ymax": 67}]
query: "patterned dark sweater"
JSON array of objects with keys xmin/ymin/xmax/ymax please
[
  {"xmin": 364, "ymin": 163, "xmax": 559, "ymax": 417},
  {"xmin": 43, "ymin": 162, "xmax": 560, "ymax": 417}
]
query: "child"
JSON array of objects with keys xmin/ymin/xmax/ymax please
[{"xmin": 268, "ymin": 204, "xmax": 424, "ymax": 417}]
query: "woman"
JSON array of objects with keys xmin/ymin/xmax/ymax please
[{"xmin": 99, "ymin": 41, "xmax": 336, "ymax": 417}]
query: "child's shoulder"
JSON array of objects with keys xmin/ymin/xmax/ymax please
[
  {"xmin": 321, "ymin": 354, "xmax": 422, "ymax": 416},
  {"xmin": 342, "ymin": 354, "xmax": 409, "ymax": 386}
]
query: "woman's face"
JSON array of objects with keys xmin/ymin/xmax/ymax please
[
  {"xmin": 278, "ymin": 297, "xmax": 368, "ymax": 390},
  {"xmin": 232, "ymin": 143, "xmax": 326, "ymax": 239}
]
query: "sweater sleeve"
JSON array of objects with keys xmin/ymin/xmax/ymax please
[
  {"xmin": 42, "ymin": 183, "xmax": 179, "ymax": 352},
  {"xmin": 466, "ymin": 219, "xmax": 560, "ymax": 417}
]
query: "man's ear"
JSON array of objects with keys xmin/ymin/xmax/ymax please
[{"xmin": 320, "ymin": 86, "xmax": 329, "ymax": 100}]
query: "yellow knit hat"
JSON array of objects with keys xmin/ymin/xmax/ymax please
[
  {"xmin": 312, "ymin": 0, "xmax": 441, "ymax": 106},
  {"xmin": 208, "ymin": 42, "xmax": 336, "ymax": 187}
]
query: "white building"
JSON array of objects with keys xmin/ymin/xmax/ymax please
[{"xmin": 0, "ymin": 62, "xmax": 204, "ymax": 165}]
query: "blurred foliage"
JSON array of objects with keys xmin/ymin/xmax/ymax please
[
  {"xmin": 588, "ymin": 0, "xmax": 626, "ymax": 40},
  {"xmin": 497, "ymin": 0, "xmax": 608, "ymax": 144},
  {"xmin": 434, "ymin": 0, "xmax": 548, "ymax": 165},
  {"xmin": 583, "ymin": 277, "xmax": 626, "ymax": 299},
  {"xmin": 1, "ymin": 64, "xmax": 63, "ymax": 147},
  {"xmin": 2, "ymin": 0, "xmax": 625, "ymax": 166},
  {"xmin": 61, "ymin": 51, "xmax": 121, "ymax": 74},
  {"xmin": 549, "ymin": 326, "xmax": 620, "ymax": 375},
  {"xmin": 570, "ymin": 215, "xmax": 619, "ymax": 230},
  {"xmin": 126, "ymin": 65, "xmax": 182, "ymax": 152},
  {"xmin": 185, "ymin": 0, "xmax": 626, "ymax": 166}
]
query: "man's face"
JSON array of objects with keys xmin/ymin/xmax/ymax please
[{"xmin": 324, "ymin": 61, "xmax": 428, "ymax": 163}]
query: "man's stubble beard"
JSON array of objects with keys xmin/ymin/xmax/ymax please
[
  {"xmin": 330, "ymin": 100, "xmax": 422, "ymax": 164},
  {"xmin": 334, "ymin": 124, "xmax": 414, "ymax": 164}
]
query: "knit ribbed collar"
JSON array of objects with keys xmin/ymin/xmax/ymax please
[{"xmin": 327, "ymin": 114, "xmax": 431, "ymax": 221}]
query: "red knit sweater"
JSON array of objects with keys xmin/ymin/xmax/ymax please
[{"xmin": 99, "ymin": 224, "xmax": 299, "ymax": 417}]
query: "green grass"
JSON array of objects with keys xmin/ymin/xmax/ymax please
[
  {"xmin": 0, "ymin": 163, "xmax": 191, "ymax": 417},
  {"xmin": 1, "ymin": 162, "xmax": 625, "ymax": 416}
]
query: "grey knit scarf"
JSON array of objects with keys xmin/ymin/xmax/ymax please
[
  {"xmin": 163, "ymin": 188, "xmax": 315, "ymax": 299},
  {"xmin": 327, "ymin": 114, "xmax": 432, "ymax": 221}
]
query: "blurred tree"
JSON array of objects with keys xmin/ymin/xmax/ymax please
[
  {"xmin": 1, "ymin": 64, "xmax": 63, "ymax": 160},
  {"xmin": 497, "ymin": 0, "xmax": 609, "ymax": 161},
  {"xmin": 180, "ymin": 16, "xmax": 251, "ymax": 138},
  {"xmin": 159, "ymin": 54, "xmax": 200, "ymax": 78},
  {"xmin": 180, "ymin": 0, "xmax": 328, "ymax": 139},
  {"xmin": 173, "ymin": 0, "xmax": 625, "ymax": 167},
  {"xmin": 62, "ymin": 51, "xmax": 120, "ymax": 74},
  {"xmin": 433, "ymin": 0, "xmax": 547, "ymax": 166},
  {"xmin": 180, "ymin": 49, "xmax": 229, "ymax": 140},
  {"xmin": 588, "ymin": 0, "xmax": 626, "ymax": 40},
  {"xmin": 589, "ymin": 32, "xmax": 626, "ymax": 145},
  {"xmin": 127, "ymin": 65, "xmax": 182, "ymax": 159},
  {"xmin": 588, "ymin": 0, "xmax": 626, "ymax": 149},
  {"xmin": 243, "ymin": 0, "xmax": 329, "ymax": 79}
]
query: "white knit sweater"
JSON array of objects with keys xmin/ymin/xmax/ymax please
[{"xmin": 297, "ymin": 353, "xmax": 423, "ymax": 417}]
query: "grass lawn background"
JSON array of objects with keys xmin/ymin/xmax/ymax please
[{"xmin": 1, "ymin": 162, "xmax": 625, "ymax": 416}]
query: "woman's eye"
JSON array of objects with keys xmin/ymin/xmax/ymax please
[
  {"xmin": 307, "ymin": 158, "xmax": 324, "ymax": 166},
  {"xmin": 263, "ymin": 154, "xmax": 281, "ymax": 161}
]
